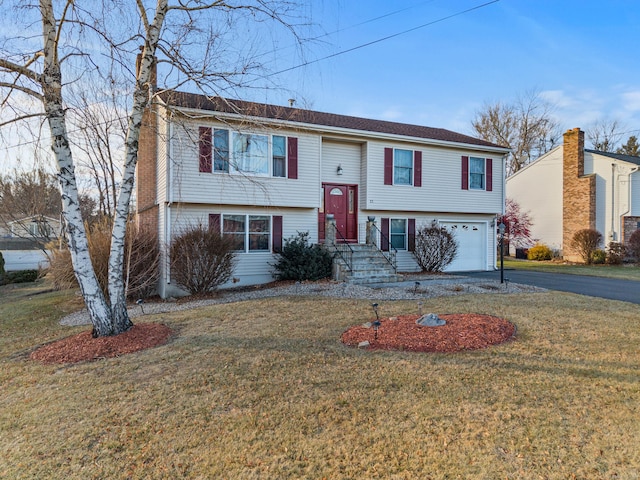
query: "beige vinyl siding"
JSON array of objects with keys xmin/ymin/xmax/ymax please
[
  {"xmin": 165, "ymin": 204, "xmax": 318, "ymax": 292},
  {"xmin": 364, "ymin": 141, "xmax": 504, "ymax": 214},
  {"xmin": 321, "ymin": 140, "xmax": 362, "ymax": 185},
  {"xmin": 169, "ymin": 119, "xmax": 320, "ymax": 208},
  {"xmin": 506, "ymin": 149, "xmax": 563, "ymax": 250}
]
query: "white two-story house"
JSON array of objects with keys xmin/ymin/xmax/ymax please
[
  {"xmin": 136, "ymin": 92, "xmax": 509, "ymax": 298},
  {"xmin": 506, "ymin": 128, "xmax": 640, "ymax": 261}
]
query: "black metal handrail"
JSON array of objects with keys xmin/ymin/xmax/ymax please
[
  {"xmin": 331, "ymin": 224, "xmax": 354, "ymax": 271},
  {"xmin": 370, "ymin": 223, "xmax": 398, "ymax": 272}
]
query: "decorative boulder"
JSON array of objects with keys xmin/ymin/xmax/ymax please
[{"xmin": 416, "ymin": 313, "xmax": 446, "ymax": 327}]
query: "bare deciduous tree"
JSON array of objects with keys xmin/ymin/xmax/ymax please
[
  {"xmin": 472, "ymin": 89, "xmax": 561, "ymax": 176},
  {"xmin": 586, "ymin": 119, "xmax": 625, "ymax": 152},
  {"xmin": 0, "ymin": 0, "xmax": 304, "ymax": 337}
]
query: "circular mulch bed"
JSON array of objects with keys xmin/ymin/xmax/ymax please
[
  {"xmin": 30, "ymin": 323, "xmax": 173, "ymax": 365},
  {"xmin": 341, "ymin": 314, "xmax": 515, "ymax": 353}
]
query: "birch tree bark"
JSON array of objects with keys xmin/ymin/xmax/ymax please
[
  {"xmin": 39, "ymin": 0, "xmax": 114, "ymax": 336},
  {"xmin": 1, "ymin": 0, "xmax": 305, "ymax": 337}
]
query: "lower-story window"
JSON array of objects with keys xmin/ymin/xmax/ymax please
[
  {"xmin": 390, "ymin": 219, "xmax": 407, "ymax": 250},
  {"xmin": 223, "ymin": 214, "xmax": 271, "ymax": 252}
]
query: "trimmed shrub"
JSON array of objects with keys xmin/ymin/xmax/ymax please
[
  {"xmin": 592, "ymin": 249, "xmax": 606, "ymax": 264},
  {"xmin": 0, "ymin": 269, "xmax": 39, "ymax": 285},
  {"xmin": 413, "ymin": 222, "xmax": 458, "ymax": 272},
  {"xmin": 170, "ymin": 223, "xmax": 236, "ymax": 295},
  {"xmin": 628, "ymin": 230, "xmax": 640, "ymax": 262},
  {"xmin": 527, "ymin": 243, "xmax": 553, "ymax": 261},
  {"xmin": 571, "ymin": 229, "xmax": 603, "ymax": 264},
  {"xmin": 606, "ymin": 242, "xmax": 625, "ymax": 265},
  {"xmin": 273, "ymin": 231, "xmax": 332, "ymax": 281}
]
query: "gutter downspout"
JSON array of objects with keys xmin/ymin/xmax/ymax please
[
  {"xmin": 611, "ymin": 163, "xmax": 615, "ymax": 241},
  {"xmin": 165, "ymin": 118, "xmax": 173, "ymax": 286}
]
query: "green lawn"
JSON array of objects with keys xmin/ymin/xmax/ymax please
[
  {"xmin": 503, "ymin": 257, "xmax": 640, "ymax": 280},
  {"xmin": 2, "ymin": 279, "xmax": 640, "ymax": 479}
]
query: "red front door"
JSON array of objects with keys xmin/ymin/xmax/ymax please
[{"xmin": 320, "ymin": 184, "xmax": 357, "ymax": 243}]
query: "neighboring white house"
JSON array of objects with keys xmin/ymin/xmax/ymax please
[
  {"xmin": 506, "ymin": 128, "xmax": 640, "ymax": 260},
  {"xmin": 136, "ymin": 92, "xmax": 510, "ymax": 298},
  {"xmin": 0, "ymin": 215, "xmax": 61, "ymax": 271}
]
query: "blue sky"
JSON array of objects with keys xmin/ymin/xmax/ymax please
[
  {"xmin": 251, "ymin": 0, "xmax": 640, "ymax": 139},
  {"xmin": 3, "ymin": 0, "xmax": 639, "ymax": 173}
]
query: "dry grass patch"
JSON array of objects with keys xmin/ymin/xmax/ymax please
[{"xmin": 1, "ymin": 288, "xmax": 640, "ymax": 479}]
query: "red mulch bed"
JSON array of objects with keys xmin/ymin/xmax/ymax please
[
  {"xmin": 30, "ymin": 323, "xmax": 173, "ymax": 365},
  {"xmin": 341, "ymin": 313, "xmax": 515, "ymax": 353}
]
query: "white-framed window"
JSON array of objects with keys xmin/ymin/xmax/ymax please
[
  {"xmin": 222, "ymin": 214, "xmax": 271, "ymax": 252},
  {"xmin": 390, "ymin": 218, "xmax": 407, "ymax": 250},
  {"xmin": 272, "ymin": 135, "xmax": 286, "ymax": 177},
  {"xmin": 469, "ymin": 157, "xmax": 486, "ymax": 190},
  {"xmin": 232, "ymin": 132, "xmax": 269, "ymax": 174},
  {"xmin": 394, "ymin": 148, "xmax": 413, "ymax": 185},
  {"xmin": 213, "ymin": 128, "xmax": 230, "ymax": 172}
]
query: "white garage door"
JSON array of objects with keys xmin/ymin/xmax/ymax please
[{"xmin": 440, "ymin": 222, "xmax": 486, "ymax": 272}]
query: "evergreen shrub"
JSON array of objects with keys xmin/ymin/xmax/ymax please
[{"xmin": 273, "ymin": 232, "xmax": 332, "ymax": 281}]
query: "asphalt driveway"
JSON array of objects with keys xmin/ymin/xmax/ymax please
[{"xmin": 455, "ymin": 269, "xmax": 640, "ymax": 305}]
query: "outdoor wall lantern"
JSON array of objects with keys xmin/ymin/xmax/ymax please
[{"xmin": 336, "ymin": 164, "xmax": 343, "ymax": 175}]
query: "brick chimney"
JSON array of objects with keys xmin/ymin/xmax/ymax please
[
  {"xmin": 562, "ymin": 128, "xmax": 596, "ymax": 261},
  {"xmin": 135, "ymin": 53, "xmax": 158, "ymax": 233}
]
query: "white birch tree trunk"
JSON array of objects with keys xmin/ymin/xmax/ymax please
[
  {"xmin": 107, "ymin": 1, "xmax": 168, "ymax": 333},
  {"xmin": 40, "ymin": 0, "xmax": 114, "ymax": 336}
]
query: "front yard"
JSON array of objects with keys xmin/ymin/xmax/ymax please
[
  {"xmin": 504, "ymin": 257, "xmax": 640, "ymax": 281},
  {"xmin": 1, "ymin": 279, "xmax": 639, "ymax": 479}
]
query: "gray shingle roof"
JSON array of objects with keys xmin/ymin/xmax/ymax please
[
  {"xmin": 586, "ymin": 149, "xmax": 640, "ymax": 166},
  {"xmin": 158, "ymin": 91, "xmax": 507, "ymax": 150}
]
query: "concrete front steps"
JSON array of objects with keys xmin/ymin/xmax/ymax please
[{"xmin": 330, "ymin": 243, "xmax": 404, "ymax": 285}]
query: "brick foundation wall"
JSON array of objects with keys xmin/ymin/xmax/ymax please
[
  {"xmin": 562, "ymin": 128, "xmax": 596, "ymax": 262},
  {"xmin": 622, "ymin": 216, "xmax": 640, "ymax": 245}
]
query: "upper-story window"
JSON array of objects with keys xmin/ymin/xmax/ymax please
[
  {"xmin": 232, "ymin": 132, "xmax": 269, "ymax": 174},
  {"xmin": 469, "ymin": 157, "xmax": 486, "ymax": 190},
  {"xmin": 199, "ymin": 127, "xmax": 297, "ymax": 178},
  {"xmin": 272, "ymin": 135, "xmax": 286, "ymax": 178},
  {"xmin": 384, "ymin": 147, "xmax": 422, "ymax": 187},
  {"xmin": 394, "ymin": 149, "xmax": 413, "ymax": 185},
  {"xmin": 213, "ymin": 129, "xmax": 229, "ymax": 172},
  {"xmin": 461, "ymin": 156, "xmax": 493, "ymax": 191}
]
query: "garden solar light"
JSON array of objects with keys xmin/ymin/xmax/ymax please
[
  {"xmin": 136, "ymin": 298, "xmax": 145, "ymax": 314},
  {"xmin": 414, "ymin": 281, "xmax": 420, "ymax": 294},
  {"xmin": 372, "ymin": 319, "xmax": 381, "ymax": 340},
  {"xmin": 371, "ymin": 303, "xmax": 379, "ymax": 320}
]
